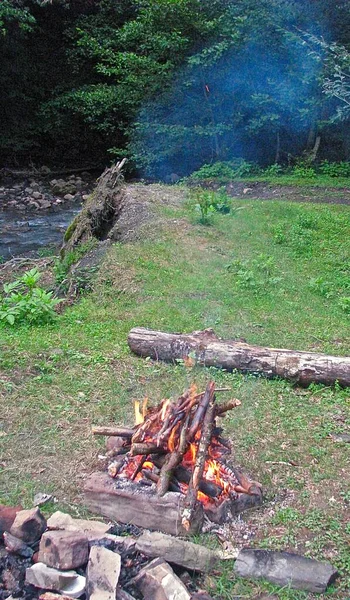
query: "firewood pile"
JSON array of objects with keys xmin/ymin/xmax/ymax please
[{"xmin": 89, "ymin": 381, "xmax": 263, "ymax": 533}]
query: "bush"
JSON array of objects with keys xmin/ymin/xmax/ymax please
[
  {"xmin": 187, "ymin": 188, "xmax": 233, "ymax": 224},
  {"xmin": 189, "ymin": 159, "xmax": 259, "ymax": 181},
  {"xmin": 0, "ymin": 268, "xmax": 60, "ymax": 326},
  {"xmin": 319, "ymin": 160, "xmax": 350, "ymax": 178}
]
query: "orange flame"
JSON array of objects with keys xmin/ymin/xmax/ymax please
[
  {"xmin": 160, "ymin": 398, "xmax": 170, "ymax": 421},
  {"xmin": 134, "ymin": 400, "xmax": 144, "ymax": 425}
]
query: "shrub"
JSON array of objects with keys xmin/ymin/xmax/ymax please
[
  {"xmin": 319, "ymin": 160, "xmax": 350, "ymax": 178},
  {"xmin": 189, "ymin": 159, "xmax": 259, "ymax": 181},
  {"xmin": 188, "ymin": 188, "xmax": 233, "ymax": 224},
  {"xmin": 0, "ymin": 268, "xmax": 60, "ymax": 326}
]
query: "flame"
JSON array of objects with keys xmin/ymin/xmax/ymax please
[
  {"xmin": 143, "ymin": 461, "xmax": 154, "ymax": 469},
  {"xmin": 168, "ymin": 424, "xmax": 178, "ymax": 452},
  {"xmin": 142, "ymin": 397, "xmax": 148, "ymax": 419},
  {"xmin": 160, "ymin": 399, "xmax": 170, "ymax": 421},
  {"xmin": 134, "ymin": 400, "xmax": 144, "ymax": 425}
]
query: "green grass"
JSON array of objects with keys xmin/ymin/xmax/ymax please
[
  {"xmin": 0, "ymin": 186, "xmax": 349, "ymax": 598},
  {"xmin": 227, "ymin": 174, "xmax": 350, "ymax": 187}
]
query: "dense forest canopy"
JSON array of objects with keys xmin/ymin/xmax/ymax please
[{"xmin": 1, "ymin": 0, "xmax": 350, "ymax": 178}]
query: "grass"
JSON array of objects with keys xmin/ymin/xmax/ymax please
[
  {"xmin": 225, "ymin": 174, "xmax": 350, "ymax": 188},
  {"xmin": 0, "ymin": 185, "xmax": 349, "ymax": 598}
]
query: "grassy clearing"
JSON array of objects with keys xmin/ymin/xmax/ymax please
[{"xmin": 0, "ymin": 185, "xmax": 349, "ymax": 599}]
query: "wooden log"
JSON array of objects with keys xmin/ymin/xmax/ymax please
[
  {"xmin": 134, "ymin": 531, "xmax": 220, "ymax": 572},
  {"xmin": 157, "ymin": 415, "xmax": 189, "ymax": 496},
  {"xmin": 92, "ymin": 426, "xmax": 134, "ymax": 438},
  {"xmin": 174, "ymin": 465, "xmax": 223, "ymax": 498},
  {"xmin": 130, "ymin": 443, "xmax": 166, "ymax": 456},
  {"xmin": 182, "ymin": 386, "xmax": 216, "ymax": 530},
  {"xmin": 187, "ymin": 381, "xmax": 215, "ymax": 441},
  {"xmin": 84, "ymin": 472, "xmax": 203, "ymax": 536},
  {"xmin": 128, "ymin": 327, "xmax": 350, "ymax": 387}
]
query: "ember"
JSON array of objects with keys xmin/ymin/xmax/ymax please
[{"xmin": 92, "ymin": 381, "xmax": 262, "ymax": 531}]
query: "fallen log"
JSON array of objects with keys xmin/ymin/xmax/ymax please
[{"xmin": 128, "ymin": 327, "xmax": 350, "ymax": 387}]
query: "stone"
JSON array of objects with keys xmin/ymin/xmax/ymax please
[
  {"xmin": 0, "ymin": 504, "xmax": 23, "ymax": 535},
  {"xmin": 38, "ymin": 530, "xmax": 89, "ymax": 570},
  {"xmin": 87, "ymin": 545, "xmax": 121, "ymax": 600},
  {"xmin": 25, "ymin": 187, "xmax": 33, "ymax": 194},
  {"xmin": 26, "ymin": 563, "xmax": 86, "ymax": 598},
  {"xmin": 32, "ymin": 191, "xmax": 42, "ymax": 199},
  {"xmin": 3, "ymin": 531, "xmax": 34, "ymax": 558},
  {"xmin": 234, "ymin": 549, "xmax": 338, "ymax": 593},
  {"xmin": 47, "ymin": 510, "xmax": 110, "ymax": 542},
  {"xmin": 31, "ymin": 182, "xmax": 40, "ymax": 191},
  {"xmin": 34, "ymin": 492, "xmax": 53, "ymax": 507},
  {"xmin": 10, "ymin": 507, "xmax": 47, "ymax": 543},
  {"xmin": 39, "ymin": 201, "xmax": 52, "ymax": 209},
  {"xmin": 64, "ymin": 194, "xmax": 75, "ymax": 201},
  {"xmin": 135, "ymin": 558, "xmax": 191, "ymax": 600},
  {"xmin": 135, "ymin": 530, "xmax": 220, "ymax": 572},
  {"xmin": 330, "ymin": 432, "xmax": 350, "ymax": 443}
]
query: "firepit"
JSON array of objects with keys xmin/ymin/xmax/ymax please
[{"xmin": 86, "ymin": 381, "xmax": 262, "ymax": 534}]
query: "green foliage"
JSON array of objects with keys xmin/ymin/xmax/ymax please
[
  {"xmin": 189, "ymin": 159, "xmax": 258, "ymax": 182},
  {"xmin": 54, "ymin": 239, "xmax": 98, "ymax": 286},
  {"xmin": 226, "ymin": 254, "xmax": 281, "ymax": 293},
  {"xmin": 319, "ymin": 160, "xmax": 350, "ymax": 177},
  {"xmin": 0, "ymin": 268, "xmax": 60, "ymax": 326},
  {"xmin": 188, "ymin": 188, "xmax": 232, "ymax": 223},
  {"xmin": 0, "ymin": 0, "xmax": 35, "ymax": 35}
]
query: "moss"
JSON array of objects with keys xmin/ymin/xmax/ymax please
[{"xmin": 64, "ymin": 217, "xmax": 78, "ymax": 242}]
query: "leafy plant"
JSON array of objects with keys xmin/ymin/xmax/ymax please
[
  {"xmin": 339, "ymin": 296, "xmax": 350, "ymax": 314},
  {"xmin": 188, "ymin": 188, "xmax": 233, "ymax": 224},
  {"xmin": 226, "ymin": 254, "xmax": 281, "ymax": 292},
  {"xmin": 189, "ymin": 160, "xmax": 258, "ymax": 182},
  {"xmin": 319, "ymin": 160, "xmax": 350, "ymax": 177},
  {"xmin": 0, "ymin": 268, "xmax": 60, "ymax": 326}
]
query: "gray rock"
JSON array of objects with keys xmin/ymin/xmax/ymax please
[
  {"xmin": 3, "ymin": 531, "xmax": 34, "ymax": 558},
  {"xmin": 25, "ymin": 187, "xmax": 33, "ymax": 194},
  {"xmin": 134, "ymin": 558, "xmax": 191, "ymax": 600},
  {"xmin": 234, "ymin": 549, "xmax": 338, "ymax": 593},
  {"xmin": 64, "ymin": 194, "xmax": 75, "ymax": 201},
  {"xmin": 10, "ymin": 507, "xmax": 47, "ymax": 543},
  {"xmin": 39, "ymin": 530, "xmax": 89, "ymax": 570},
  {"xmin": 32, "ymin": 191, "xmax": 42, "ymax": 199},
  {"xmin": 26, "ymin": 563, "xmax": 86, "ymax": 598},
  {"xmin": 330, "ymin": 432, "xmax": 350, "ymax": 443},
  {"xmin": 87, "ymin": 545, "xmax": 121, "ymax": 600}
]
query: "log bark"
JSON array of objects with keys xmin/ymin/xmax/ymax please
[
  {"xmin": 92, "ymin": 426, "xmax": 134, "ymax": 438},
  {"xmin": 84, "ymin": 472, "xmax": 203, "ymax": 536},
  {"xmin": 128, "ymin": 327, "xmax": 350, "ymax": 387}
]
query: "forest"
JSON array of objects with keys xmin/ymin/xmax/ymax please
[{"xmin": 1, "ymin": 0, "xmax": 350, "ymax": 179}]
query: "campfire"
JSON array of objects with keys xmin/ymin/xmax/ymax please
[{"xmin": 89, "ymin": 381, "xmax": 262, "ymax": 533}]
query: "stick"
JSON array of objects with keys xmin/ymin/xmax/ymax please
[
  {"xmin": 157, "ymin": 415, "xmax": 190, "ymax": 496},
  {"xmin": 215, "ymin": 398, "xmax": 241, "ymax": 416},
  {"xmin": 92, "ymin": 426, "xmax": 134, "ymax": 438},
  {"xmin": 174, "ymin": 465, "xmax": 223, "ymax": 498},
  {"xmin": 130, "ymin": 443, "xmax": 166, "ymax": 456},
  {"xmin": 187, "ymin": 380, "xmax": 216, "ymax": 441},
  {"xmin": 182, "ymin": 385, "xmax": 216, "ymax": 529}
]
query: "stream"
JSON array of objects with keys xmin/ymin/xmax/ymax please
[{"xmin": 0, "ymin": 205, "xmax": 80, "ymax": 261}]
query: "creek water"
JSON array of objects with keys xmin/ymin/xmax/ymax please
[{"xmin": 0, "ymin": 205, "xmax": 80, "ymax": 261}]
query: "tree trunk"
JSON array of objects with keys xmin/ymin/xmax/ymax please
[{"xmin": 127, "ymin": 328, "xmax": 350, "ymax": 387}]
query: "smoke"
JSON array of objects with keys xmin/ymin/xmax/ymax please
[{"xmin": 129, "ymin": 4, "xmax": 326, "ymax": 180}]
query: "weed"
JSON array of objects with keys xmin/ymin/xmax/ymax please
[
  {"xmin": 54, "ymin": 239, "xmax": 98, "ymax": 285},
  {"xmin": 226, "ymin": 254, "xmax": 281, "ymax": 293},
  {"xmin": 187, "ymin": 188, "xmax": 232, "ymax": 224},
  {"xmin": 0, "ymin": 268, "xmax": 60, "ymax": 326}
]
